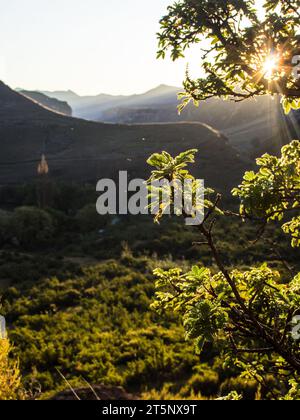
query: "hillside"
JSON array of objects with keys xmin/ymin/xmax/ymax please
[
  {"xmin": 20, "ymin": 90, "xmax": 72, "ymax": 116},
  {"xmin": 37, "ymin": 85, "xmax": 296, "ymax": 158},
  {"xmin": 101, "ymin": 95, "xmax": 295, "ymax": 158},
  {"xmin": 0, "ymin": 83, "xmax": 68, "ymax": 123},
  {"xmin": 0, "ymin": 82, "xmax": 247, "ymax": 192}
]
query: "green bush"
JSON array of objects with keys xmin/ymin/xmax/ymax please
[
  {"xmin": 220, "ymin": 377, "xmax": 258, "ymax": 400},
  {"xmin": 0, "ymin": 210, "xmax": 12, "ymax": 246},
  {"xmin": 76, "ymin": 204, "xmax": 108, "ymax": 233},
  {"xmin": 181, "ymin": 365, "xmax": 219, "ymax": 397},
  {"xmin": 0, "ymin": 339, "xmax": 22, "ymax": 400},
  {"xmin": 11, "ymin": 207, "xmax": 54, "ymax": 250}
]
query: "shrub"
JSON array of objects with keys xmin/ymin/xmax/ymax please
[
  {"xmin": 11, "ymin": 207, "xmax": 54, "ymax": 250},
  {"xmin": 180, "ymin": 365, "xmax": 219, "ymax": 397},
  {"xmin": 0, "ymin": 339, "xmax": 22, "ymax": 400},
  {"xmin": 220, "ymin": 376, "xmax": 258, "ymax": 400},
  {"xmin": 0, "ymin": 210, "xmax": 12, "ymax": 246},
  {"xmin": 76, "ymin": 204, "xmax": 108, "ymax": 233}
]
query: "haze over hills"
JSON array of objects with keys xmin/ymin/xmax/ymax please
[
  {"xmin": 33, "ymin": 84, "xmax": 297, "ymax": 158},
  {"xmin": 0, "ymin": 81, "xmax": 247, "ymax": 191},
  {"xmin": 40, "ymin": 85, "xmax": 180, "ymax": 121},
  {"xmin": 20, "ymin": 90, "xmax": 72, "ymax": 116}
]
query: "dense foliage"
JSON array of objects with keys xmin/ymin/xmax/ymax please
[
  {"xmin": 149, "ymin": 142, "xmax": 300, "ymax": 399},
  {"xmin": 157, "ymin": 0, "xmax": 300, "ymax": 113},
  {"xmin": 233, "ymin": 140, "xmax": 300, "ymax": 247},
  {"xmin": 3, "ymin": 258, "xmax": 203, "ymax": 397},
  {"xmin": 0, "ymin": 339, "xmax": 22, "ymax": 400},
  {"xmin": 0, "ymin": 175, "xmax": 298, "ymax": 399}
]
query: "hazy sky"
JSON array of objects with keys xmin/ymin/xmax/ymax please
[{"xmin": 0, "ymin": 0, "xmax": 264, "ymax": 95}]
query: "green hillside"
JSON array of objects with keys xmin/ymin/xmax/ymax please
[{"xmin": 0, "ymin": 82, "xmax": 247, "ymax": 191}]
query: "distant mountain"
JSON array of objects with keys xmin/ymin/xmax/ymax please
[
  {"xmin": 39, "ymin": 84, "xmax": 181, "ymax": 120},
  {"xmin": 0, "ymin": 81, "xmax": 247, "ymax": 193},
  {"xmin": 35, "ymin": 85, "xmax": 297, "ymax": 158},
  {"xmin": 39, "ymin": 89, "xmax": 80, "ymax": 105},
  {"xmin": 40, "ymin": 89, "xmax": 126, "ymax": 120},
  {"xmin": 20, "ymin": 90, "xmax": 72, "ymax": 116}
]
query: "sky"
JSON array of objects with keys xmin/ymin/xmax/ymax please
[{"xmin": 0, "ymin": 0, "xmax": 264, "ymax": 96}]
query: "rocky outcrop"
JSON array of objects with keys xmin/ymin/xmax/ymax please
[{"xmin": 21, "ymin": 90, "xmax": 72, "ymax": 116}]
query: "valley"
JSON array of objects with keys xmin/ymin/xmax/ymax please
[{"xmin": 0, "ymin": 82, "xmax": 248, "ymax": 191}]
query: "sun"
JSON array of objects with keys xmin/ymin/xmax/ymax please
[{"xmin": 262, "ymin": 54, "xmax": 279, "ymax": 80}]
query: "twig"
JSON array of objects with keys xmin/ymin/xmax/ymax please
[{"xmin": 56, "ymin": 368, "xmax": 81, "ymax": 401}]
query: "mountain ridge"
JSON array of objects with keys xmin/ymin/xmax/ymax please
[
  {"xmin": 0, "ymin": 81, "xmax": 247, "ymax": 192},
  {"xmin": 20, "ymin": 90, "xmax": 72, "ymax": 116},
  {"xmin": 12, "ymin": 81, "xmax": 297, "ymax": 158},
  {"xmin": 38, "ymin": 84, "xmax": 180, "ymax": 120}
]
